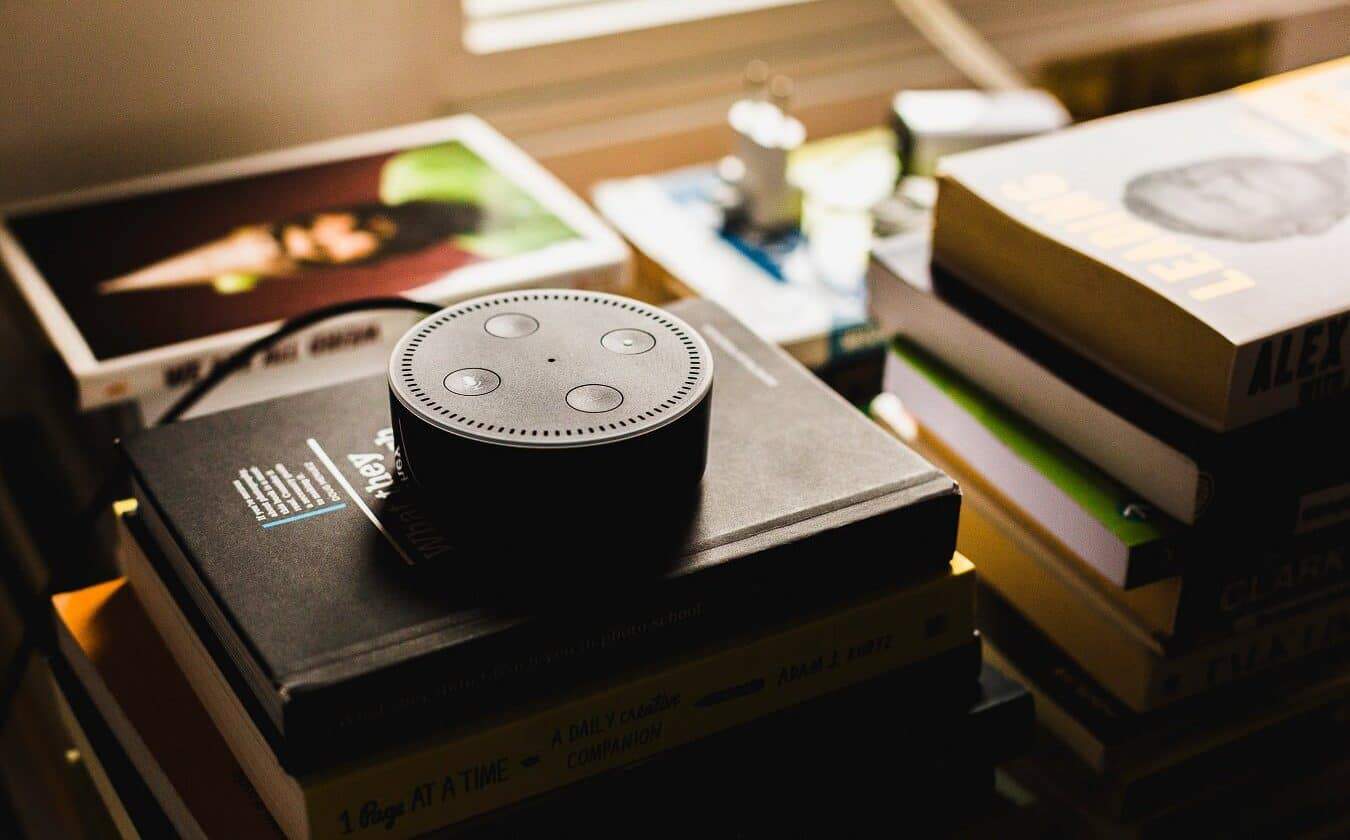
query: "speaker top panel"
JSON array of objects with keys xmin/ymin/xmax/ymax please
[{"xmin": 389, "ymin": 290, "xmax": 713, "ymax": 448}]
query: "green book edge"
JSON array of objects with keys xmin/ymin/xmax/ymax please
[{"xmin": 890, "ymin": 338, "xmax": 1168, "ymax": 549}]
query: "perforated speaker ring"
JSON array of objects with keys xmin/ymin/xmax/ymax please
[{"xmin": 387, "ymin": 290, "xmax": 713, "ymax": 538}]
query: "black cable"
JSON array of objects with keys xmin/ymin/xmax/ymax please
[
  {"xmin": 0, "ymin": 296, "xmax": 444, "ymax": 730},
  {"xmin": 159, "ymin": 296, "xmax": 443, "ymax": 424},
  {"xmin": 112, "ymin": 296, "xmax": 440, "ymax": 519}
]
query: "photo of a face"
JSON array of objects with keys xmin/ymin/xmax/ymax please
[
  {"xmin": 1123, "ymin": 155, "xmax": 1350, "ymax": 242},
  {"xmin": 8, "ymin": 139, "xmax": 580, "ymax": 360},
  {"xmin": 279, "ymin": 202, "xmax": 477, "ymax": 266},
  {"xmin": 98, "ymin": 200, "xmax": 480, "ymax": 294}
]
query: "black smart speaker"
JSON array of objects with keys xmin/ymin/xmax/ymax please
[{"xmin": 388, "ymin": 290, "xmax": 713, "ymax": 544}]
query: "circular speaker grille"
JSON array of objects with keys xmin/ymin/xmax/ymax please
[{"xmin": 389, "ymin": 290, "xmax": 713, "ymax": 448}]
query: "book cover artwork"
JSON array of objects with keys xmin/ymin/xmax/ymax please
[
  {"xmin": 970, "ymin": 74, "xmax": 1350, "ymax": 331},
  {"xmin": 6, "ymin": 139, "xmax": 578, "ymax": 363},
  {"xmin": 937, "ymin": 59, "xmax": 1350, "ymax": 429}
]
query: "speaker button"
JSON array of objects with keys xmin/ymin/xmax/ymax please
[
  {"xmin": 566, "ymin": 384, "xmax": 623, "ymax": 413},
  {"xmin": 484, "ymin": 313, "xmax": 539, "ymax": 338},
  {"xmin": 601, "ymin": 328, "xmax": 656, "ymax": 355},
  {"xmin": 445, "ymin": 368, "xmax": 500, "ymax": 396}
]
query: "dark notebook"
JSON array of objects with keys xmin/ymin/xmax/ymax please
[{"xmin": 122, "ymin": 298, "xmax": 959, "ymax": 772}]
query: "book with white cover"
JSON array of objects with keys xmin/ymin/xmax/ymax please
[
  {"xmin": 0, "ymin": 115, "xmax": 629, "ymax": 413},
  {"xmin": 869, "ymin": 231, "xmax": 1348, "ymax": 541},
  {"xmin": 934, "ymin": 59, "xmax": 1350, "ymax": 431}
]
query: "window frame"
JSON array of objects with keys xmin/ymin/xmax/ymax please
[
  {"xmin": 441, "ymin": 0, "xmax": 1336, "ymax": 186},
  {"xmin": 461, "ymin": 0, "xmax": 830, "ymax": 54},
  {"xmin": 443, "ymin": 0, "xmax": 912, "ymax": 105}
]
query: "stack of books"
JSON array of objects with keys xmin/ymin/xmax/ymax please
[
  {"xmin": 48, "ymin": 299, "xmax": 1032, "ymax": 837},
  {"xmin": 869, "ymin": 58, "xmax": 1350, "ymax": 835}
]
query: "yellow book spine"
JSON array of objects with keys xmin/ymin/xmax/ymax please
[
  {"xmin": 930, "ymin": 434, "xmax": 1350, "ymax": 710},
  {"xmin": 954, "ymin": 481, "xmax": 1159, "ymax": 710},
  {"xmin": 303, "ymin": 558, "xmax": 974, "ymax": 839}
]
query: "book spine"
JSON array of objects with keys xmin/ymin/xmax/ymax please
[
  {"xmin": 944, "ymin": 456, "xmax": 1350, "ymax": 711},
  {"xmin": 81, "ymin": 309, "xmax": 423, "ymax": 412},
  {"xmin": 1188, "ymin": 398, "xmax": 1349, "ymax": 539},
  {"xmin": 1147, "ymin": 594, "xmax": 1350, "ymax": 709},
  {"xmin": 907, "ymin": 256, "xmax": 1348, "ymax": 535},
  {"xmin": 1226, "ymin": 312, "xmax": 1350, "ymax": 430},
  {"xmin": 883, "ymin": 343, "xmax": 1172, "ymax": 589},
  {"xmin": 48, "ymin": 645, "xmax": 201, "ymax": 839},
  {"xmin": 1175, "ymin": 533, "xmax": 1350, "ymax": 635},
  {"xmin": 300, "ymin": 566, "xmax": 974, "ymax": 839},
  {"xmin": 1191, "ymin": 466, "xmax": 1350, "ymax": 540},
  {"xmin": 284, "ymin": 590, "xmax": 732, "ymax": 765},
  {"xmin": 1116, "ymin": 699, "xmax": 1350, "ymax": 819}
]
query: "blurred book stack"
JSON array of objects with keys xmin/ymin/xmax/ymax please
[
  {"xmin": 39, "ymin": 299, "xmax": 1031, "ymax": 838},
  {"xmin": 0, "ymin": 115, "xmax": 630, "ymax": 428},
  {"xmin": 869, "ymin": 58, "xmax": 1350, "ymax": 836},
  {"xmin": 592, "ymin": 128, "xmax": 897, "ymax": 405}
]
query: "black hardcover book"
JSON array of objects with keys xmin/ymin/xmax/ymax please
[{"xmin": 121, "ymin": 298, "xmax": 960, "ymax": 773}]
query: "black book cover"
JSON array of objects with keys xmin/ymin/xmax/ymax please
[
  {"xmin": 927, "ymin": 259, "xmax": 1349, "ymax": 546},
  {"xmin": 121, "ymin": 298, "xmax": 959, "ymax": 772}
]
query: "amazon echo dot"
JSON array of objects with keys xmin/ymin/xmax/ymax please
[{"xmin": 388, "ymin": 290, "xmax": 713, "ymax": 542}]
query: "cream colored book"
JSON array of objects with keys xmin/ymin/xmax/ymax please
[{"xmin": 934, "ymin": 58, "xmax": 1350, "ymax": 432}]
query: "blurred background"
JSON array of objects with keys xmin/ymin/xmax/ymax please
[{"xmin": 4, "ymin": 0, "xmax": 1347, "ymax": 203}]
